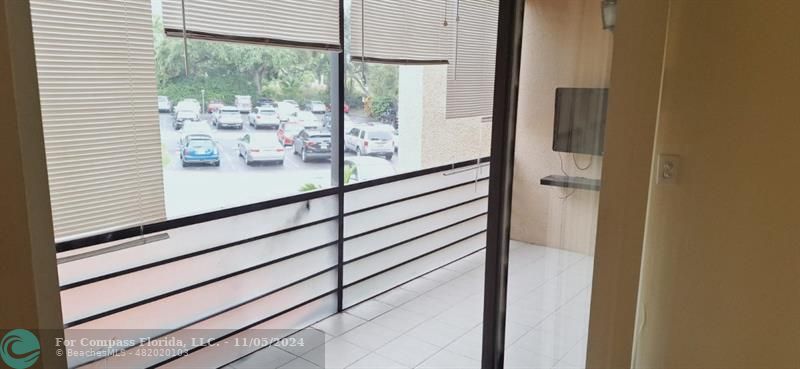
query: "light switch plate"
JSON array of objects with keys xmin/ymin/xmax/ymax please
[{"xmin": 657, "ymin": 154, "xmax": 680, "ymax": 185}]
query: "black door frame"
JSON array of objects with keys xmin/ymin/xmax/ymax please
[{"xmin": 481, "ymin": 0, "xmax": 526, "ymax": 367}]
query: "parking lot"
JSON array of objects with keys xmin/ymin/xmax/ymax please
[{"xmin": 159, "ymin": 113, "xmax": 400, "ymax": 217}]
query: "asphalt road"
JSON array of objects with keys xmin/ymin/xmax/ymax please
[{"xmin": 159, "ymin": 113, "xmax": 399, "ymax": 218}]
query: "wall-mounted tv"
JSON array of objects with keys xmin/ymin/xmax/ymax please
[{"xmin": 553, "ymin": 88, "xmax": 608, "ymax": 155}]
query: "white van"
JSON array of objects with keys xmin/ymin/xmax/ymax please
[{"xmin": 235, "ymin": 95, "xmax": 252, "ymax": 113}]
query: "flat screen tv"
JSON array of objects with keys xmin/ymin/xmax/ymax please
[{"xmin": 553, "ymin": 88, "xmax": 608, "ymax": 155}]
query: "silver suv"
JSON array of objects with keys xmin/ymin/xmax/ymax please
[
  {"xmin": 345, "ymin": 124, "xmax": 395, "ymax": 160},
  {"xmin": 213, "ymin": 106, "xmax": 244, "ymax": 129}
]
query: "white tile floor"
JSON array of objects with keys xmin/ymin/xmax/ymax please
[{"xmin": 226, "ymin": 241, "xmax": 593, "ymax": 369}]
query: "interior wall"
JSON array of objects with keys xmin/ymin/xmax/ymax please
[
  {"xmin": 634, "ymin": 1, "xmax": 800, "ymax": 368},
  {"xmin": 0, "ymin": 1, "xmax": 66, "ymax": 368},
  {"xmin": 510, "ymin": 0, "xmax": 613, "ymax": 255}
]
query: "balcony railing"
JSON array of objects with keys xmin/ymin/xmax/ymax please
[{"xmin": 55, "ymin": 158, "xmax": 489, "ymax": 368}]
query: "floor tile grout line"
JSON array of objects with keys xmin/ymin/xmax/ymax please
[{"xmin": 234, "ymin": 245, "xmax": 591, "ymax": 369}]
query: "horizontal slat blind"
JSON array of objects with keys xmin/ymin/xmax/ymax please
[
  {"xmin": 446, "ymin": 0, "xmax": 499, "ymax": 119},
  {"xmin": 349, "ymin": 0, "xmax": 498, "ymax": 116},
  {"xmin": 30, "ymin": 0, "xmax": 166, "ymax": 241},
  {"xmin": 162, "ymin": 0, "xmax": 341, "ymax": 50},
  {"xmin": 350, "ymin": 0, "xmax": 450, "ymax": 63}
]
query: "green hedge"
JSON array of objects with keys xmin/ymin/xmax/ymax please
[{"xmin": 158, "ymin": 75, "xmax": 256, "ymax": 105}]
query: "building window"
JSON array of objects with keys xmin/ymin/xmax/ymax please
[{"xmin": 30, "ymin": 0, "xmax": 497, "ymax": 243}]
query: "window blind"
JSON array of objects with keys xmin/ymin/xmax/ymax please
[
  {"xmin": 349, "ymin": 0, "xmax": 450, "ymax": 64},
  {"xmin": 445, "ymin": 0, "xmax": 499, "ymax": 119},
  {"xmin": 30, "ymin": 0, "xmax": 166, "ymax": 241},
  {"xmin": 349, "ymin": 0, "xmax": 497, "ymax": 117},
  {"xmin": 162, "ymin": 0, "xmax": 341, "ymax": 51}
]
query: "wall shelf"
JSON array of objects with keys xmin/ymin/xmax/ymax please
[{"xmin": 540, "ymin": 175, "xmax": 601, "ymax": 191}]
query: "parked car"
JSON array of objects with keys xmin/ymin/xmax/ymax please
[
  {"xmin": 257, "ymin": 97, "xmax": 275, "ymax": 106},
  {"xmin": 282, "ymin": 99, "xmax": 299, "ymax": 107},
  {"xmin": 345, "ymin": 124, "xmax": 395, "ymax": 159},
  {"xmin": 207, "ymin": 100, "xmax": 224, "ymax": 113},
  {"xmin": 276, "ymin": 101, "xmax": 299, "ymax": 122},
  {"xmin": 181, "ymin": 119, "xmax": 212, "ymax": 133},
  {"xmin": 277, "ymin": 123, "xmax": 304, "ymax": 146},
  {"xmin": 248, "ymin": 106, "xmax": 280, "ymax": 129},
  {"xmin": 213, "ymin": 106, "xmax": 244, "ymax": 129},
  {"xmin": 295, "ymin": 111, "xmax": 323, "ymax": 129},
  {"xmin": 235, "ymin": 95, "xmax": 252, "ymax": 113},
  {"xmin": 179, "ymin": 120, "xmax": 213, "ymax": 145},
  {"xmin": 158, "ymin": 96, "xmax": 171, "ymax": 113},
  {"xmin": 173, "ymin": 110, "xmax": 199, "ymax": 129},
  {"xmin": 237, "ymin": 133, "xmax": 285, "ymax": 166},
  {"xmin": 180, "ymin": 137, "xmax": 219, "ymax": 167},
  {"xmin": 309, "ymin": 100, "xmax": 327, "ymax": 114},
  {"xmin": 179, "ymin": 132, "xmax": 213, "ymax": 147},
  {"xmin": 344, "ymin": 156, "xmax": 396, "ymax": 184},
  {"xmin": 175, "ymin": 99, "xmax": 201, "ymax": 115},
  {"xmin": 292, "ymin": 129, "xmax": 332, "ymax": 162}
]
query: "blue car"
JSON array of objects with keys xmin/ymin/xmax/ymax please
[{"xmin": 181, "ymin": 138, "xmax": 220, "ymax": 167}]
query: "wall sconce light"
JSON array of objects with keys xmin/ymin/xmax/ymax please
[{"xmin": 601, "ymin": 0, "xmax": 617, "ymax": 31}]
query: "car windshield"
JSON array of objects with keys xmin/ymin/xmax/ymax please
[
  {"xmin": 177, "ymin": 111, "xmax": 194, "ymax": 117},
  {"xmin": 158, "ymin": 96, "xmax": 168, "ymax": 102},
  {"xmin": 259, "ymin": 109, "xmax": 276, "ymax": 115},
  {"xmin": 189, "ymin": 140, "xmax": 214, "ymax": 149},
  {"xmin": 368, "ymin": 131, "xmax": 393, "ymax": 140},
  {"xmin": 222, "ymin": 110, "xmax": 238, "ymax": 115}
]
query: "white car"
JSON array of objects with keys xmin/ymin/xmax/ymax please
[
  {"xmin": 276, "ymin": 101, "xmax": 299, "ymax": 122},
  {"xmin": 173, "ymin": 110, "xmax": 198, "ymax": 129},
  {"xmin": 248, "ymin": 106, "xmax": 280, "ymax": 129},
  {"xmin": 345, "ymin": 156, "xmax": 396, "ymax": 184},
  {"xmin": 237, "ymin": 133, "xmax": 285, "ymax": 166},
  {"xmin": 295, "ymin": 111, "xmax": 323, "ymax": 129},
  {"xmin": 309, "ymin": 100, "xmax": 327, "ymax": 114},
  {"xmin": 175, "ymin": 99, "xmax": 201, "ymax": 115},
  {"xmin": 158, "ymin": 96, "xmax": 171, "ymax": 113},
  {"xmin": 179, "ymin": 120, "xmax": 213, "ymax": 145},
  {"xmin": 214, "ymin": 106, "xmax": 244, "ymax": 129},
  {"xmin": 345, "ymin": 124, "xmax": 395, "ymax": 159}
]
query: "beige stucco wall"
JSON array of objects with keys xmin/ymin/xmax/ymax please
[
  {"xmin": 510, "ymin": 0, "xmax": 613, "ymax": 255},
  {"xmin": 398, "ymin": 65, "xmax": 492, "ymax": 172},
  {"xmin": 633, "ymin": 1, "xmax": 800, "ymax": 368}
]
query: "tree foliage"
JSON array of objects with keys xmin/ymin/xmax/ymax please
[{"xmin": 153, "ymin": 17, "xmax": 397, "ymax": 117}]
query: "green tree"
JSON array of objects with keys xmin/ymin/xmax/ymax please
[{"xmin": 150, "ymin": 15, "xmax": 394, "ymax": 109}]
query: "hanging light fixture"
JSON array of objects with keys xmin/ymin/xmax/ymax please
[{"xmin": 601, "ymin": 0, "xmax": 617, "ymax": 31}]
